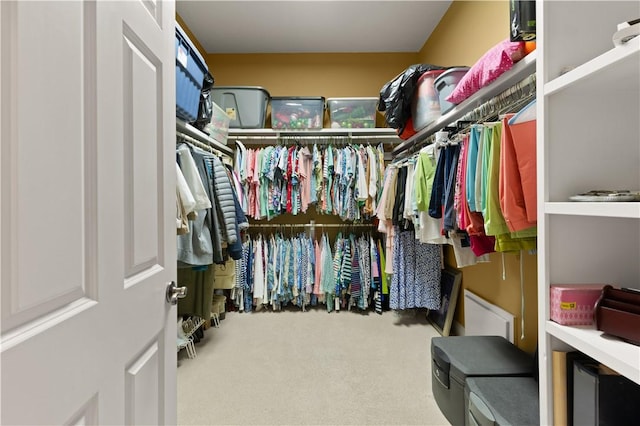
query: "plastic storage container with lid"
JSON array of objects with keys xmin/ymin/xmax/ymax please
[
  {"xmin": 326, "ymin": 97, "xmax": 378, "ymax": 128},
  {"xmin": 210, "ymin": 86, "xmax": 271, "ymax": 129},
  {"xmin": 175, "ymin": 22, "xmax": 209, "ymax": 123},
  {"xmin": 431, "ymin": 336, "xmax": 535, "ymax": 426},
  {"xmin": 203, "ymin": 101, "xmax": 231, "ymax": 144},
  {"xmin": 434, "ymin": 67, "xmax": 470, "ymax": 115},
  {"xmin": 271, "ymin": 97, "xmax": 325, "ymax": 129},
  {"xmin": 411, "ymin": 69, "xmax": 446, "ymax": 131},
  {"xmin": 465, "ymin": 377, "xmax": 540, "ymax": 426}
]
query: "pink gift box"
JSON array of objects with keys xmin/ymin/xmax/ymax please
[{"xmin": 550, "ymin": 284, "xmax": 608, "ymax": 326}]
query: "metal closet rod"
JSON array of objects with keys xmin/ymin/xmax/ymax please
[
  {"xmin": 177, "ymin": 132, "xmax": 233, "ymax": 159},
  {"xmin": 248, "ymin": 223, "xmax": 375, "ymax": 228},
  {"xmin": 232, "ymin": 134, "xmax": 399, "ymax": 142},
  {"xmin": 176, "ymin": 119, "xmax": 234, "ymax": 156},
  {"xmin": 459, "ymin": 74, "xmax": 536, "ymax": 123}
]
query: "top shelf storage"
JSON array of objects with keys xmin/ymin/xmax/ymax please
[{"xmin": 392, "ymin": 51, "xmax": 537, "ymax": 157}]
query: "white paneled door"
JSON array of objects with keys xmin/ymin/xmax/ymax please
[{"xmin": 1, "ymin": 1, "xmax": 177, "ymax": 424}]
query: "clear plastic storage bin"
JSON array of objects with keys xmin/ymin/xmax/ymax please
[
  {"xmin": 434, "ymin": 67, "xmax": 470, "ymax": 115},
  {"xmin": 326, "ymin": 97, "xmax": 378, "ymax": 128},
  {"xmin": 271, "ymin": 97, "xmax": 325, "ymax": 129},
  {"xmin": 210, "ymin": 86, "xmax": 270, "ymax": 129},
  {"xmin": 204, "ymin": 101, "xmax": 231, "ymax": 144},
  {"xmin": 411, "ymin": 69, "xmax": 446, "ymax": 131}
]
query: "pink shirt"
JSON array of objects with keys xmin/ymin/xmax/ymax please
[{"xmin": 299, "ymin": 147, "xmax": 312, "ymax": 212}]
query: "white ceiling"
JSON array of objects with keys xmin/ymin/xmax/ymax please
[{"xmin": 176, "ymin": 0, "xmax": 453, "ymax": 54}]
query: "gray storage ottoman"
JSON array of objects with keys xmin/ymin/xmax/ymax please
[
  {"xmin": 431, "ymin": 336, "xmax": 534, "ymax": 426},
  {"xmin": 465, "ymin": 377, "xmax": 539, "ymax": 426}
]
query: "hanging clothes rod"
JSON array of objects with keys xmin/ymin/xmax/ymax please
[
  {"xmin": 177, "ymin": 132, "xmax": 231, "ymax": 158},
  {"xmin": 176, "ymin": 119, "xmax": 233, "ymax": 157},
  {"xmin": 248, "ymin": 223, "xmax": 375, "ymax": 229},
  {"xmin": 394, "ymin": 74, "xmax": 537, "ymax": 160},
  {"xmin": 459, "ymin": 74, "xmax": 536, "ymax": 124}
]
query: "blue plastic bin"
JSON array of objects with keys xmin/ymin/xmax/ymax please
[{"xmin": 175, "ymin": 22, "xmax": 208, "ymax": 122}]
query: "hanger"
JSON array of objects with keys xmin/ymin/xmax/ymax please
[{"xmin": 508, "ymin": 99, "xmax": 537, "ymax": 125}]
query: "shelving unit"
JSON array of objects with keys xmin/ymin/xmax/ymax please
[
  {"xmin": 537, "ymin": 1, "xmax": 640, "ymax": 424},
  {"xmin": 228, "ymin": 127, "xmax": 401, "ymax": 140},
  {"xmin": 546, "ymin": 321, "xmax": 639, "ymax": 383},
  {"xmin": 392, "ymin": 50, "xmax": 537, "ymax": 157}
]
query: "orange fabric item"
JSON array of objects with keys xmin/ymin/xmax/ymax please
[
  {"xmin": 500, "ymin": 115, "xmax": 537, "ymax": 231},
  {"xmin": 524, "ymin": 41, "xmax": 536, "ymax": 55},
  {"xmin": 397, "ymin": 117, "xmax": 417, "ymax": 140}
]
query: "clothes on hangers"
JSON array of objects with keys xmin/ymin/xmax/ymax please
[
  {"xmin": 176, "ymin": 162, "xmax": 196, "ymax": 235},
  {"xmin": 413, "ymin": 144, "xmax": 447, "ymax": 245},
  {"xmin": 232, "ymin": 231, "xmax": 384, "ymax": 313},
  {"xmin": 390, "ymin": 228, "xmax": 442, "ymax": 310},
  {"xmin": 457, "ymin": 132, "xmax": 496, "ymax": 257},
  {"xmin": 174, "ymin": 141, "xmax": 248, "ymax": 323},
  {"xmin": 233, "ymin": 143, "xmax": 386, "ymax": 221},
  {"xmin": 175, "ymin": 142, "xmax": 248, "ymax": 266},
  {"xmin": 502, "ymin": 102, "xmax": 537, "ymax": 230},
  {"xmin": 401, "ymin": 117, "xmax": 536, "ymax": 261},
  {"xmin": 380, "ymin": 109, "xmax": 538, "ymax": 273}
]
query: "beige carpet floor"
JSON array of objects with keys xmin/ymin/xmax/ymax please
[{"xmin": 177, "ymin": 307, "xmax": 450, "ymax": 426}]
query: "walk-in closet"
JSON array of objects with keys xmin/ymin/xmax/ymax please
[
  {"xmin": 2, "ymin": 1, "xmax": 638, "ymax": 425},
  {"xmin": 172, "ymin": 1, "xmax": 639, "ymax": 424}
]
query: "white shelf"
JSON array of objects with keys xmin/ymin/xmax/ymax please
[
  {"xmin": 544, "ymin": 37, "xmax": 640, "ymax": 96},
  {"xmin": 538, "ymin": 3, "xmax": 640, "ymax": 423},
  {"xmin": 228, "ymin": 127, "xmax": 400, "ymax": 139},
  {"xmin": 392, "ymin": 50, "xmax": 537, "ymax": 156},
  {"xmin": 546, "ymin": 321, "xmax": 640, "ymax": 385},
  {"xmin": 545, "ymin": 202, "xmax": 640, "ymax": 218}
]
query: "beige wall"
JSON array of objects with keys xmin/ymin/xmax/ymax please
[
  {"xmin": 418, "ymin": 1, "xmax": 511, "ymax": 66},
  {"xmin": 206, "ymin": 52, "xmax": 417, "ymax": 99},
  {"xmin": 177, "ymin": 0, "xmax": 538, "ymax": 354},
  {"xmin": 205, "ymin": 52, "xmax": 417, "ymax": 127}
]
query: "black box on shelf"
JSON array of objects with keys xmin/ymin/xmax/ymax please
[
  {"xmin": 510, "ymin": 0, "xmax": 536, "ymax": 41},
  {"xmin": 573, "ymin": 358, "xmax": 640, "ymax": 425}
]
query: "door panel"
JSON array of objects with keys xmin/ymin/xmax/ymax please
[
  {"xmin": 126, "ymin": 341, "xmax": 160, "ymax": 426},
  {"xmin": 1, "ymin": 0, "xmax": 176, "ymax": 424},
  {"xmin": 123, "ymin": 29, "xmax": 163, "ymax": 280},
  {"xmin": 68, "ymin": 394, "xmax": 99, "ymax": 426},
  {"xmin": 142, "ymin": 0, "xmax": 162, "ymax": 25},
  {"xmin": 1, "ymin": 0, "xmax": 98, "ymax": 333}
]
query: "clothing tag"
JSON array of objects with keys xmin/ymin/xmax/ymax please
[{"xmin": 226, "ymin": 108, "xmax": 237, "ymax": 120}]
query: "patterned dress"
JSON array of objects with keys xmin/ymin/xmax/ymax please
[{"xmin": 390, "ymin": 228, "xmax": 442, "ymax": 310}]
